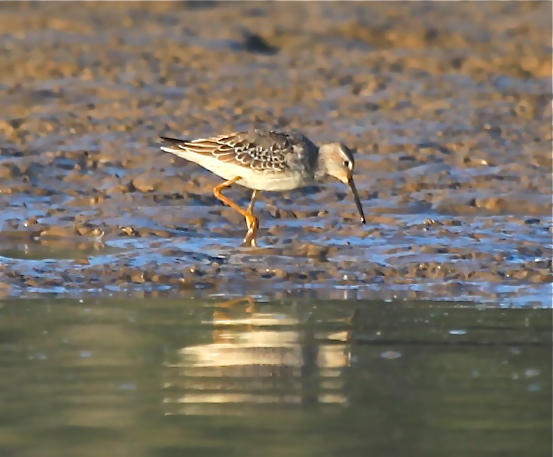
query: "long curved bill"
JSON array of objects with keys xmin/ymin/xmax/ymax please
[{"xmin": 348, "ymin": 176, "xmax": 366, "ymax": 224}]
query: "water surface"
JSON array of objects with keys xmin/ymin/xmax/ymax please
[{"xmin": 0, "ymin": 297, "xmax": 550, "ymax": 456}]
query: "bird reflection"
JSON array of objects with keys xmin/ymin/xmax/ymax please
[{"xmin": 162, "ymin": 297, "xmax": 354, "ymax": 416}]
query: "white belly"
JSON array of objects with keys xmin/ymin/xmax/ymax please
[{"xmin": 163, "ymin": 147, "xmax": 311, "ymax": 191}]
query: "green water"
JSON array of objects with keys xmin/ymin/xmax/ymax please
[{"xmin": 0, "ymin": 297, "xmax": 550, "ymax": 457}]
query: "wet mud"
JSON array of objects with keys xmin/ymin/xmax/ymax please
[{"xmin": 0, "ymin": 2, "xmax": 551, "ymax": 305}]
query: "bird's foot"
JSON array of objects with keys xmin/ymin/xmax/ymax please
[
  {"xmin": 242, "ymin": 215, "xmax": 259, "ymax": 247},
  {"xmin": 241, "ymin": 234, "xmax": 257, "ymax": 247}
]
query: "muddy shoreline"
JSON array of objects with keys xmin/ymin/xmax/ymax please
[{"xmin": 0, "ymin": 2, "xmax": 551, "ymax": 306}]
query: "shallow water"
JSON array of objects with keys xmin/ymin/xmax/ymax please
[
  {"xmin": 0, "ymin": 3, "xmax": 551, "ymax": 453},
  {"xmin": 0, "ymin": 297, "xmax": 550, "ymax": 457}
]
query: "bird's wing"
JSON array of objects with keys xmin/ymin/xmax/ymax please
[{"xmin": 160, "ymin": 131, "xmax": 294, "ymax": 172}]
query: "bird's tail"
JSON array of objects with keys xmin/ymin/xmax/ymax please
[{"xmin": 159, "ymin": 136, "xmax": 189, "ymax": 149}]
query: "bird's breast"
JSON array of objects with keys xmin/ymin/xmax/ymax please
[{"xmin": 244, "ymin": 171, "xmax": 312, "ymax": 191}]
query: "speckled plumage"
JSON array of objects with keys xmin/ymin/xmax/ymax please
[{"xmin": 161, "ymin": 129, "xmax": 318, "ymax": 177}]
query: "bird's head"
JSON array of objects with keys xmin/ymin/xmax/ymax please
[{"xmin": 318, "ymin": 143, "xmax": 366, "ymax": 224}]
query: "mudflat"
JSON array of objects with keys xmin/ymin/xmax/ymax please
[{"xmin": 0, "ymin": 2, "xmax": 551, "ymax": 305}]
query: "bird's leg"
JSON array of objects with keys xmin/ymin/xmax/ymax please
[
  {"xmin": 247, "ymin": 190, "xmax": 258, "ymax": 214},
  {"xmin": 213, "ymin": 178, "xmax": 259, "ymax": 247},
  {"xmin": 243, "ymin": 190, "xmax": 259, "ymax": 247}
]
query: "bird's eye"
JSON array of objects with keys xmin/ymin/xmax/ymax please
[{"xmin": 343, "ymin": 160, "xmax": 351, "ymax": 169}]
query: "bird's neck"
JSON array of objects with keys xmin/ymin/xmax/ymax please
[{"xmin": 314, "ymin": 152, "xmax": 328, "ymax": 181}]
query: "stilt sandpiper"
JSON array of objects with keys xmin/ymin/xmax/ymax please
[{"xmin": 160, "ymin": 129, "xmax": 365, "ymax": 247}]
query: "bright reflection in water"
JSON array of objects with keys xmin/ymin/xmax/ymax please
[
  {"xmin": 163, "ymin": 298, "xmax": 352, "ymax": 415},
  {"xmin": 0, "ymin": 296, "xmax": 550, "ymax": 457}
]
